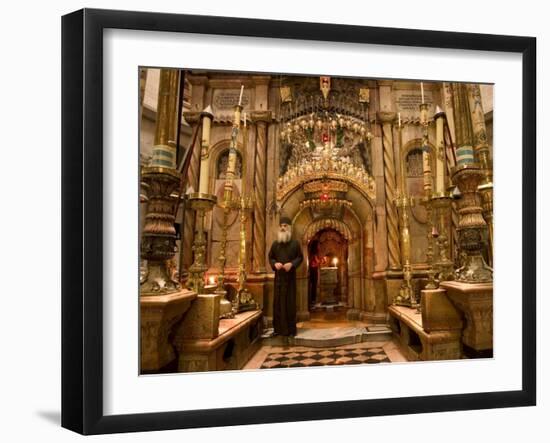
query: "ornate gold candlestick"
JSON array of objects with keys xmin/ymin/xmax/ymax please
[
  {"xmin": 451, "ymin": 164, "xmax": 493, "ymax": 282},
  {"xmin": 393, "ymin": 116, "xmax": 416, "ymax": 307},
  {"xmin": 432, "ymin": 194, "xmax": 455, "ymax": 281},
  {"xmin": 420, "ymin": 102, "xmax": 438, "ymax": 290},
  {"xmin": 422, "ymin": 197, "xmax": 438, "ymax": 290},
  {"xmin": 186, "ymin": 105, "xmax": 217, "ymax": 293},
  {"xmin": 216, "ymin": 104, "xmax": 243, "ymax": 293},
  {"xmin": 187, "ymin": 192, "xmax": 217, "ymax": 293},
  {"xmin": 216, "ymin": 195, "xmax": 235, "ymax": 319},
  {"xmin": 233, "ymin": 195, "xmax": 258, "ymax": 313}
]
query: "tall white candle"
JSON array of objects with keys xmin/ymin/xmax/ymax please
[
  {"xmin": 421, "ymin": 82, "xmax": 425, "ymax": 103},
  {"xmin": 434, "ymin": 106, "xmax": 445, "ymax": 194},
  {"xmin": 199, "ymin": 105, "xmax": 213, "ymax": 194},
  {"xmin": 238, "ymin": 85, "xmax": 244, "ymax": 106},
  {"xmin": 398, "ymin": 112, "xmax": 401, "ymax": 127}
]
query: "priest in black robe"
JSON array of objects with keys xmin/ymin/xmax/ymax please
[{"xmin": 268, "ymin": 216, "xmax": 304, "ymax": 337}]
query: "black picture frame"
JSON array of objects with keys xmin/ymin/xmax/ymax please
[{"xmin": 61, "ymin": 8, "xmax": 536, "ymax": 435}]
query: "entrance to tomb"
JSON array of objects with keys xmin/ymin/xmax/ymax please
[{"xmin": 307, "ymin": 228, "xmax": 349, "ymax": 310}]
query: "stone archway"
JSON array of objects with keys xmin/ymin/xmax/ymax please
[{"xmin": 279, "ymin": 180, "xmax": 376, "ymax": 321}]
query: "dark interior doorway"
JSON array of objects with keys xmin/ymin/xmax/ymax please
[{"xmin": 307, "ymin": 228, "xmax": 348, "ymax": 310}]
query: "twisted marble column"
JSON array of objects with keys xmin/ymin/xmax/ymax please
[
  {"xmin": 378, "ymin": 111, "xmax": 401, "ymax": 271},
  {"xmin": 251, "ymin": 111, "xmax": 271, "ymax": 273}
]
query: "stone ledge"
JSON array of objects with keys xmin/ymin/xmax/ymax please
[
  {"xmin": 140, "ymin": 289, "xmax": 197, "ymax": 372},
  {"xmin": 389, "ymin": 305, "xmax": 462, "ymax": 361},
  {"xmin": 176, "ymin": 310, "xmax": 263, "ymax": 372},
  {"xmin": 177, "ymin": 310, "xmax": 262, "ymax": 353},
  {"xmin": 440, "ymin": 281, "xmax": 493, "ymax": 351}
]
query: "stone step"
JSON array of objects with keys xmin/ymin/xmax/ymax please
[{"xmin": 262, "ymin": 326, "xmax": 393, "ymax": 348}]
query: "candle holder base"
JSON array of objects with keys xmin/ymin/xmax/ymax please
[
  {"xmin": 140, "ymin": 166, "xmax": 182, "ymax": 296},
  {"xmin": 140, "ymin": 260, "xmax": 181, "ymax": 296},
  {"xmin": 187, "ymin": 193, "xmax": 217, "ymax": 294},
  {"xmin": 393, "ymin": 284, "xmax": 417, "ymax": 308},
  {"xmin": 456, "ymin": 253, "xmax": 493, "ymax": 283},
  {"xmin": 188, "ymin": 192, "xmax": 217, "ymax": 211},
  {"xmin": 452, "ymin": 164, "xmax": 493, "ymax": 284},
  {"xmin": 233, "ymin": 288, "xmax": 258, "ymax": 313}
]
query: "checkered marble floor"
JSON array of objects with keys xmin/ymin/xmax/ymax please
[{"xmin": 260, "ymin": 346, "xmax": 390, "ymax": 369}]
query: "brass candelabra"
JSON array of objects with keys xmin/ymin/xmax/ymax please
[
  {"xmin": 234, "ymin": 195, "xmax": 258, "ymax": 313},
  {"xmin": 432, "ymin": 194, "xmax": 455, "ymax": 281},
  {"xmin": 393, "ymin": 119, "xmax": 416, "ymax": 307},
  {"xmin": 420, "ymin": 103, "xmax": 438, "ymax": 290}
]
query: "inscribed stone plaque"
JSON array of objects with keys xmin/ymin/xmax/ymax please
[
  {"xmin": 395, "ymin": 91, "xmax": 434, "ymax": 117},
  {"xmin": 212, "ymin": 89, "xmax": 252, "ymax": 115}
]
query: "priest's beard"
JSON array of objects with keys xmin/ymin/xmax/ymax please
[{"xmin": 277, "ymin": 229, "xmax": 291, "ymax": 244}]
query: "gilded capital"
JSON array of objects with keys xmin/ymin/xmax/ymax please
[
  {"xmin": 377, "ymin": 111, "xmax": 397, "ymax": 124},
  {"xmin": 250, "ymin": 110, "xmax": 272, "ymax": 123}
]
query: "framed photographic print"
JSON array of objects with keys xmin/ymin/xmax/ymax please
[{"xmin": 61, "ymin": 8, "xmax": 536, "ymax": 435}]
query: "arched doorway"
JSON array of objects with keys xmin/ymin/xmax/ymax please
[{"xmin": 307, "ymin": 228, "xmax": 349, "ymax": 309}]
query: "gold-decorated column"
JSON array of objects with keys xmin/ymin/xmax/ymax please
[
  {"xmin": 452, "ymin": 83, "xmax": 475, "ymax": 166},
  {"xmin": 467, "ymin": 84, "xmax": 493, "ymax": 266},
  {"xmin": 140, "ymin": 68, "xmax": 182, "ymax": 295},
  {"xmin": 251, "ymin": 110, "xmax": 272, "ymax": 273},
  {"xmin": 450, "ymin": 82, "xmax": 492, "ymax": 282},
  {"xmin": 150, "ymin": 69, "xmax": 179, "ymax": 169}
]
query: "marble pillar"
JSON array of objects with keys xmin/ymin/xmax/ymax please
[
  {"xmin": 251, "ymin": 111, "xmax": 272, "ymax": 273},
  {"xmin": 378, "ymin": 111, "xmax": 401, "ymax": 271}
]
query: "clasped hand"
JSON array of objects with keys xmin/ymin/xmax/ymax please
[{"xmin": 275, "ymin": 262, "xmax": 293, "ymax": 272}]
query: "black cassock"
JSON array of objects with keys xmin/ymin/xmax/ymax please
[{"xmin": 268, "ymin": 239, "xmax": 304, "ymax": 336}]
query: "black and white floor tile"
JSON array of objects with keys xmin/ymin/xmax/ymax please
[{"xmin": 260, "ymin": 346, "xmax": 390, "ymax": 369}]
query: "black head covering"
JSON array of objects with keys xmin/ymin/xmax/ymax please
[{"xmin": 279, "ymin": 216, "xmax": 292, "ymax": 225}]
